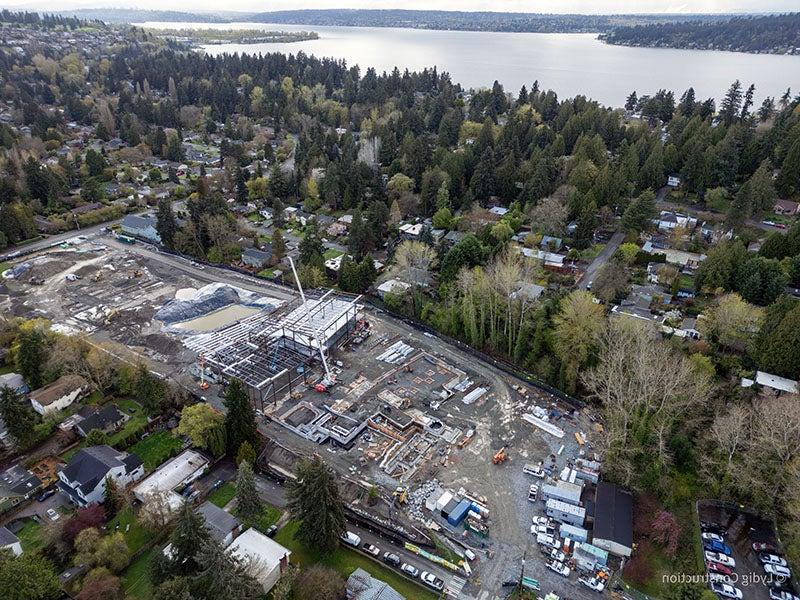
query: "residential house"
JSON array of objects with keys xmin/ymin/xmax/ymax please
[
  {"xmin": 242, "ymin": 247, "xmax": 273, "ymax": 270},
  {"xmin": 540, "ymin": 236, "xmax": 563, "ymax": 251},
  {"xmin": 120, "ymin": 214, "xmax": 161, "ymax": 244},
  {"xmin": 0, "ymin": 526, "xmax": 22, "ymax": 556},
  {"xmin": 398, "ymin": 223, "xmax": 423, "ymax": 239},
  {"xmin": 510, "ymin": 282, "xmax": 546, "ymax": 301},
  {"xmin": 641, "ymin": 241, "xmax": 706, "ymax": 269},
  {"xmin": 667, "ymin": 175, "xmax": 681, "ymax": 188},
  {"xmin": 592, "ymin": 481, "xmax": 633, "ymax": 558},
  {"xmin": 198, "ymin": 501, "xmax": 242, "ymax": 547},
  {"xmin": 133, "ymin": 449, "xmax": 209, "ymax": 512},
  {"xmin": 29, "ymin": 374, "xmax": 89, "ymax": 416},
  {"xmin": 75, "ymin": 405, "xmax": 130, "ymax": 438},
  {"xmin": 774, "ymin": 199, "xmax": 800, "ymax": 216},
  {"xmin": 741, "ymin": 371, "xmax": 799, "ymax": 397},
  {"xmin": 0, "ymin": 373, "xmax": 29, "ymax": 395},
  {"xmin": 226, "ymin": 528, "xmax": 292, "ymax": 593},
  {"xmin": 58, "ymin": 445, "xmax": 144, "ymax": 507},
  {"xmin": 0, "ymin": 465, "xmax": 42, "ymax": 513},
  {"xmin": 443, "ymin": 230, "xmax": 466, "ymax": 247},
  {"xmin": 653, "ymin": 211, "xmax": 697, "ymax": 232},
  {"xmin": 346, "ymin": 567, "xmax": 405, "ymax": 600},
  {"xmin": 520, "ymin": 247, "xmax": 567, "ymax": 270},
  {"xmin": 376, "ymin": 279, "xmax": 412, "ymax": 300}
]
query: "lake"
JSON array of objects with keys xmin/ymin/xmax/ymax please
[{"xmin": 139, "ymin": 21, "xmax": 800, "ymax": 107}]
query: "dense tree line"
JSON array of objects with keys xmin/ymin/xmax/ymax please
[{"xmin": 603, "ymin": 12, "xmax": 800, "ymax": 55}]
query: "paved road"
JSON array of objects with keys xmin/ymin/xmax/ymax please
[
  {"xmin": 101, "ymin": 235, "xmax": 297, "ymax": 302},
  {"xmin": 579, "ymin": 231, "xmax": 625, "ymax": 290},
  {"xmin": 0, "ymin": 217, "xmax": 126, "ymax": 261},
  {"xmin": 655, "ymin": 186, "xmax": 784, "ymax": 233}
]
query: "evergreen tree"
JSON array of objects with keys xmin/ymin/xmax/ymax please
[
  {"xmin": 778, "ymin": 137, "xmax": 800, "ymax": 198},
  {"xmin": 621, "ymin": 190, "xmax": 657, "ymax": 233},
  {"xmin": 223, "ymin": 379, "xmax": 257, "ymax": 454},
  {"xmin": 298, "ymin": 219, "xmax": 324, "ymax": 271},
  {"xmin": 719, "ymin": 80, "xmax": 743, "ymax": 126},
  {"xmin": 156, "ymin": 198, "xmax": 178, "ymax": 250},
  {"xmin": 103, "ymin": 475, "xmax": 123, "ymax": 516},
  {"xmin": 235, "ymin": 460, "xmax": 262, "ymax": 523},
  {"xmin": 0, "ymin": 387, "xmax": 36, "ymax": 447},
  {"xmin": 236, "ymin": 441, "xmax": 256, "ymax": 466},
  {"xmin": 15, "ymin": 325, "xmax": 47, "ymax": 389},
  {"xmin": 286, "ymin": 456, "xmax": 346, "ymax": 555},
  {"xmin": 194, "ymin": 539, "xmax": 262, "ymax": 600},
  {"xmin": 85, "ymin": 429, "xmax": 109, "ymax": 446},
  {"xmin": 158, "ymin": 502, "xmax": 211, "ymax": 581},
  {"xmin": 271, "ymin": 229, "xmax": 286, "ymax": 263}
]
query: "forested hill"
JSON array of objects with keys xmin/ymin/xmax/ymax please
[
  {"xmin": 248, "ymin": 9, "xmax": 723, "ymax": 33},
  {"xmin": 601, "ymin": 12, "xmax": 800, "ymax": 55},
  {"xmin": 57, "ymin": 8, "xmax": 231, "ymax": 24}
]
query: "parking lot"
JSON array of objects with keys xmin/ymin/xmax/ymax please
[{"xmin": 699, "ymin": 501, "xmax": 795, "ymax": 600}]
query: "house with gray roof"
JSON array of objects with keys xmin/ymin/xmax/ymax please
[
  {"xmin": 121, "ymin": 214, "xmax": 161, "ymax": 244},
  {"xmin": 346, "ymin": 568, "xmax": 405, "ymax": 600},
  {"xmin": 0, "ymin": 526, "xmax": 22, "ymax": 556},
  {"xmin": 0, "ymin": 465, "xmax": 42, "ymax": 513},
  {"xmin": 198, "ymin": 501, "xmax": 242, "ymax": 547},
  {"xmin": 75, "ymin": 405, "xmax": 130, "ymax": 438},
  {"xmin": 242, "ymin": 247, "xmax": 273, "ymax": 269},
  {"xmin": 58, "ymin": 445, "xmax": 143, "ymax": 507}
]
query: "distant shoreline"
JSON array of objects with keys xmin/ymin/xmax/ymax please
[{"xmin": 145, "ymin": 27, "xmax": 319, "ymax": 45}]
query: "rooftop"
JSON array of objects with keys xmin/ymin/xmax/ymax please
[{"xmin": 30, "ymin": 374, "xmax": 87, "ymax": 407}]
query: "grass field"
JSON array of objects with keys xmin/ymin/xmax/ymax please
[
  {"xmin": 107, "ymin": 398, "xmax": 148, "ymax": 446},
  {"xmin": 122, "ymin": 547, "xmax": 155, "ymax": 599},
  {"xmin": 128, "ymin": 431, "xmax": 183, "ymax": 471},
  {"xmin": 323, "ymin": 248, "xmax": 344, "ymax": 260},
  {"xmin": 16, "ymin": 519, "xmax": 44, "ymax": 553},
  {"xmin": 274, "ymin": 521, "xmax": 437, "ymax": 600},
  {"xmin": 207, "ymin": 481, "xmax": 236, "ymax": 508},
  {"xmin": 246, "ymin": 504, "xmax": 282, "ymax": 534},
  {"xmin": 108, "ymin": 506, "xmax": 152, "ymax": 554}
]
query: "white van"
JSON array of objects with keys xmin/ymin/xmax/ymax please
[{"xmin": 340, "ymin": 531, "xmax": 361, "ymax": 547}]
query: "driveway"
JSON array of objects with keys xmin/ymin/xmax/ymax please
[{"xmin": 579, "ymin": 231, "xmax": 625, "ymax": 290}]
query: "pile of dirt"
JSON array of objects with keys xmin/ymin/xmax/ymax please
[{"xmin": 155, "ymin": 282, "xmax": 280, "ymax": 324}]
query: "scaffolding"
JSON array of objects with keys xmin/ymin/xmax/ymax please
[{"xmin": 183, "ymin": 289, "xmax": 362, "ymax": 410}]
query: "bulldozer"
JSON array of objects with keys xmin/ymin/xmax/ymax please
[{"xmin": 392, "ymin": 486, "xmax": 408, "ymax": 504}]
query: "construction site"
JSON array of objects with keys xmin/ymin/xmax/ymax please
[{"xmin": 1, "ymin": 232, "xmax": 620, "ymax": 600}]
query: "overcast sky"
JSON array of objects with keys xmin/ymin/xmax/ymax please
[{"xmin": 3, "ymin": 0, "xmax": 798, "ymax": 14}]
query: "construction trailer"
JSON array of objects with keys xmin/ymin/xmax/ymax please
[
  {"xmin": 545, "ymin": 498, "xmax": 586, "ymax": 527},
  {"xmin": 184, "ymin": 289, "xmax": 362, "ymax": 411},
  {"xmin": 540, "ymin": 480, "xmax": 583, "ymax": 506}
]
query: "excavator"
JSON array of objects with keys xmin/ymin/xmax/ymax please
[{"xmin": 492, "ymin": 446, "xmax": 508, "ymax": 465}]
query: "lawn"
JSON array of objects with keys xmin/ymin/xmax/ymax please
[
  {"xmin": 247, "ymin": 213, "xmax": 265, "ymax": 223},
  {"xmin": 207, "ymin": 481, "xmax": 236, "ymax": 508},
  {"xmin": 107, "ymin": 398, "xmax": 148, "ymax": 446},
  {"xmin": 246, "ymin": 504, "xmax": 282, "ymax": 534},
  {"xmin": 257, "ymin": 268, "xmax": 276, "ymax": 279},
  {"xmin": 128, "ymin": 431, "xmax": 183, "ymax": 472},
  {"xmin": 274, "ymin": 521, "xmax": 437, "ymax": 600},
  {"xmin": 108, "ymin": 506, "xmax": 152, "ymax": 554},
  {"xmin": 323, "ymin": 248, "xmax": 344, "ymax": 260},
  {"xmin": 16, "ymin": 519, "xmax": 44, "ymax": 553},
  {"xmin": 122, "ymin": 547, "xmax": 155, "ymax": 600}
]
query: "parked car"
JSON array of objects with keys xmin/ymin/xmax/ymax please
[
  {"xmin": 702, "ymin": 532, "xmax": 725, "ymax": 543},
  {"xmin": 383, "ymin": 552, "xmax": 401, "ymax": 567},
  {"xmin": 770, "ymin": 590, "xmax": 800, "ymax": 600},
  {"xmin": 709, "ymin": 573, "xmax": 732, "ymax": 584},
  {"xmin": 754, "ymin": 542, "xmax": 780, "ymax": 553},
  {"xmin": 704, "ymin": 540, "xmax": 733, "ymax": 556},
  {"xmin": 706, "ymin": 562, "xmax": 734, "ymax": 576},
  {"xmin": 764, "ymin": 564, "xmax": 792, "ymax": 579},
  {"xmin": 548, "ymin": 549, "xmax": 567, "ymax": 563},
  {"xmin": 579, "ymin": 577, "xmax": 606, "ymax": 592},
  {"xmin": 46, "ymin": 508, "xmax": 59, "ymax": 521},
  {"xmin": 400, "ymin": 563, "xmax": 419, "ymax": 578},
  {"xmin": 547, "ymin": 560, "xmax": 570, "ymax": 577},
  {"xmin": 530, "ymin": 524, "xmax": 556, "ymax": 536},
  {"xmin": 701, "ymin": 522, "xmax": 728, "ymax": 535},
  {"xmin": 37, "ymin": 489, "xmax": 56, "ymax": 502},
  {"xmin": 705, "ymin": 551, "xmax": 735, "ymax": 568},
  {"xmin": 362, "ymin": 543, "xmax": 380, "ymax": 557},
  {"xmin": 710, "ymin": 582, "xmax": 743, "ymax": 599},
  {"xmin": 536, "ymin": 533, "xmax": 559, "ymax": 550},
  {"xmin": 421, "ymin": 572, "xmax": 444, "ymax": 591},
  {"xmin": 340, "ymin": 531, "xmax": 361, "ymax": 547},
  {"xmin": 528, "ymin": 484, "xmax": 538, "ymax": 502},
  {"xmin": 761, "ymin": 554, "xmax": 789, "ymax": 567},
  {"xmin": 532, "ymin": 516, "xmax": 553, "ymax": 527},
  {"xmin": 264, "ymin": 525, "xmax": 278, "ymax": 538}
]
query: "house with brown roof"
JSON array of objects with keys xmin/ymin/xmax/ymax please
[
  {"xmin": 774, "ymin": 199, "xmax": 800, "ymax": 216},
  {"xmin": 29, "ymin": 375, "xmax": 89, "ymax": 416}
]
